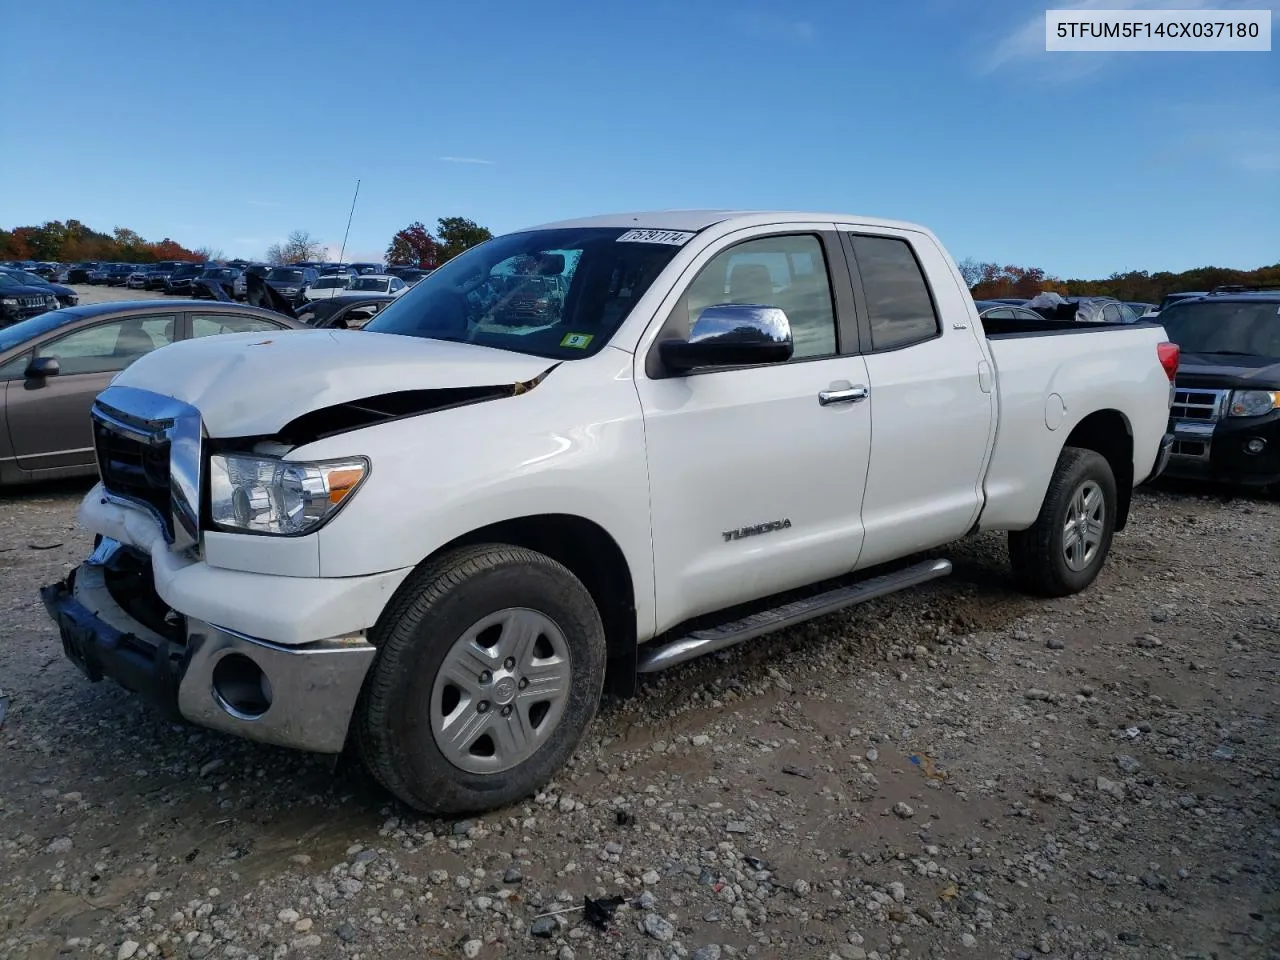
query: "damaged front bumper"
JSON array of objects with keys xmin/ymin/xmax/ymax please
[{"xmin": 41, "ymin": 538, "xmax": 376, "ymax": 754}]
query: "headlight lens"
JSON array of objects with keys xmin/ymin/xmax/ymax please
[
  {"xmin": 1227, "ymin": 390, "xmax": 1280, "ymax": 418},
  {"xmin": 1, "ymin": 297, "xmax": 18, "ymax": 306},
  {"xmin": 209, "ymin": 454, "xmax": 368, "ymax": 535}
]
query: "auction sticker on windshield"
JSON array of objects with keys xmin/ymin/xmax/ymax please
[
  {"xmin": 616, "ymin": 229, "xmax": 697, "ymax": 245},
  {"xmin": 560, "ymin": 332, "xmax": 594, "ymax": 349}
]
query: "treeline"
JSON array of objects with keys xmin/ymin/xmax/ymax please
[
  {"xmin": 0, "ymin": 220, "xmax": 203, "ymax": 264},
  {"xmin": 385, "ymin": 217, "xmax": 493, "ymax": 268},
  {"xmin": 959, "ymin": 258, "xmax": 1280, "ymax": 301}
]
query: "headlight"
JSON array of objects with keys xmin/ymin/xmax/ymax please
[
  {"xmin": 1228, "ymin": 390, "xmax": 1280, "ymax": 417},
  {"xmin": 209, "ymin": 455, "xmax": 369, "ymax": 536},
  {"xmin": 1, "ymin": 297, "xmax": 17, "ymax": 307}
]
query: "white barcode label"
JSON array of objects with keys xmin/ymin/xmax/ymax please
[{"xmin": 616, "ymin": 229, "xmax": 697, "ymax": 246}]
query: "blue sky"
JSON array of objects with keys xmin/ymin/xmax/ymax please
[{"xmin": 2, "ymin": 0, "xmax": 1276, "ymax": 277}]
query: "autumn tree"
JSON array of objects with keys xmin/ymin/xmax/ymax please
[
  {"xmin": 385, "ymin": 221, "xmax": 439, "ymax": 268},
  {"xmin": 0, "ymin": 219, "xmax": 201, "ymax": 263},
  {"xmin": 435, "ymin": 217, "xmax": 492, "ymax": 264},
  {"xmin": 194, "ymin": 246, "xmax": 226, "ymax": 263}
]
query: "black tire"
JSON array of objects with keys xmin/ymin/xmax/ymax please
[
  {"xmin": 1008, "ymin": 446, "xmax": 1117, "ymax": 597},
  {"xmin": 356, "ymin": 544, "xmax": 606, "ymax": 815}
]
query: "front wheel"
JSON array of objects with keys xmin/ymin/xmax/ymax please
[
  {"xmin": 1008, "ymin": 446, "xmax": 1117, "ymax": 597},
  {"xmin": 356, "ymin": 544, "xmax": 606, "ymax": 815}
]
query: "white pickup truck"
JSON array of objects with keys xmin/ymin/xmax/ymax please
[{"xmin": 42, "ymin": 210, "xmax": 1179, "ymax": 814}]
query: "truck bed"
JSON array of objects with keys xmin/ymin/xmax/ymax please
[{"xmin": 976, "ymin": 318, "xmax": 1172, "ymax": 531}]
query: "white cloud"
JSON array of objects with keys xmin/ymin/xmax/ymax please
[{"xmin": 439, "ymin": 156, "xmax": 496, "ymax": 165}]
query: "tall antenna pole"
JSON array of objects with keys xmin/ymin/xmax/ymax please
[{"xmin": 337, "ymin": 178, "xmax": 361, "ymax": 264}]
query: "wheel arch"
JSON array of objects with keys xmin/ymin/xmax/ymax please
[
  {"xmin": 392, "ymin": 513, "xmax": 640, "ymax": 697},
  {"xmin": 1063, "ymin": 409, "xmax": 1134, "ymax": 530}
]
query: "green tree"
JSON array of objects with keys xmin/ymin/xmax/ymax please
[{"xmin": 435, "ymin": 217, "xmax": 492, "ymax": 264}]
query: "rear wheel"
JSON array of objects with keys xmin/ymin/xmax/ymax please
[
  {"xmin": 356, "ymin": 544, "xmax": 606, "ymax": 815},
  {"xmin": 1009, "ymin": 446, "xmax": 1117, "ymax": 597}
]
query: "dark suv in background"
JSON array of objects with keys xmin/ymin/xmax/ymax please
[
  {"xmin": 264, "ymin": 265, "xmax": 319, "ymax": 306},
  {"xmin": 1161, "ymin": 287, "xmax": 1280, "ymax": 493},
  {"xmin": 164, "ymin": 263, "xmax": 206, "ymax": 295}
]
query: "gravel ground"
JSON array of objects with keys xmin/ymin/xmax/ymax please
[
  {"xmin": 1, "ymin": 480, "xmax": 1277, "ymax": 960},
  {"xmin": 69, "ymin": 285, "xmax": 169, "ymax": 305}
]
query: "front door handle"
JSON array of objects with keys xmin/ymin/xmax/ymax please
[{"xmin": 818, "ymin": 384, "xmax": 869, "ymax": 406}]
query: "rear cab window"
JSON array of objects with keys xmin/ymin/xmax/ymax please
[{"xmin": 845, "ymin": 234, "xmax": 941, "ymax": 351}]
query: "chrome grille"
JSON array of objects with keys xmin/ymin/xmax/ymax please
[
  {"xmin": 1170, "ymin": 387, "xmax": 1228, "ymax": 422},
  {"xmin": 90, "ymin": 386, "xmax": 205, "ymax": 553},
  {"xmin": 93, "ymin": 417, "xmax": 174, "ymax": 540}
]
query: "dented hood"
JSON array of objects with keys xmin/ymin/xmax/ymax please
[{"xmin": 111, "ymin": 328, "xmax": 553, "ymax": 437}]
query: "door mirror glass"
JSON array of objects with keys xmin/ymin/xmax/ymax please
[
  {"xmin": 25, "ymin": 355, "xmax": 60, "ymax": 378},
  {"xmin": 659, "ymin": 304, "xmax": 794, "ymax": 373}
]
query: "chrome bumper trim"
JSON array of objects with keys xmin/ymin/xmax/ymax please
[{"xmin": 180, "ymin": 621, "xmax": 376, "ymax": 754}]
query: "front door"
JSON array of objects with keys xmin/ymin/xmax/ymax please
[
  {"xmin": 635, "ymin": 227, "xmax": 873, "ymax": 633},
  {"xmin": 8, "ymin": 312, "xmax": 178, "ymax": 472}
]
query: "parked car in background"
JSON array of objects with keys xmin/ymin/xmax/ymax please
[
  {"xmin": 66, "ymin": 263, "xmax": 99, "ymax": 283},
  {"xmin": 0, "ymin": 274, "xmax": 60, "ymax": 327},
  {"xmin": 0, "ymin": 268, "xmax": 79, "ymax": 308},
  {"xmin": 974, "ymin": 300, "xmax": 1047, "ymax": 323},
  {"xmin": 142, "ymin": 261, "xmax": 182, "ymax": 290},
  {"xmin": 165, "ymin": 263, "xmax": 206, "ymax": 295},
  {"xmin": 351, "ymin": 262, "xmax": 384, "ymax": 275},
  {"xmin": 294, "ymin": 292, "xmax": 396, "ymax": 328},
  {"xmin": 264, "ymin": 265, "xmax": 319, "ymax": 306},
  {"xmin": 346, "ymin": 273, "xmax": 409, "ymax": 297},
  {"xmin": 1070, "ymin": 297, "xmax": 1139, "ymax": 324},
  {"xmin": 86, "ymin": 265, "xmax": 112, "ymax": 284},
  {"xmin": 233, "ymin": 263, "xmax": 272, "ymax": 301},
  {"xmin": 387, "ymin": 266, "xmax": 432, "ymax": 285},
  {"xmin": 0, "ymin": 301, "xmax": 307, "ymax": 485},
  {"xmin": 1160, "ymin": 289, "xmax": 1280, "ymax": 493},
  {"xmin": 1156, "ymin": 291, "xmax": 1208, "ymax": 315},
  {"xmin": 300, "ymin": 275, "xmax": 352, "ymax": 301},
  {"xmin": 126, "ymin": 267, "xmax": 151, "ymax": 289},
  {"xmin": 191, "ymin": 266, "xmax": 243, "ymax": 299},
  {"xmin": 1125, "ymin": 301, "xmax": 1157, "ymax": 318},
  {"xmin": 40, "ymin": 209, "xmax": 1179, "ymax": 815},
  {"xmin": 105, "ymin": 264, "xmax": 136, "ymax": 286}
]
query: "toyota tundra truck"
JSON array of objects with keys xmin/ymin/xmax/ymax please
[{"xmin": 41, "ymin": 210, "xmax": 1179, "ymax": 814}]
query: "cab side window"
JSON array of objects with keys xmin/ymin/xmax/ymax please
[
  {"xmin": 848, "ymin": 234, "xmax": 940, "ymax": 351},
  {"xmin": 671, "ymin": 234, "xmax": 837, "ymax": 360}
]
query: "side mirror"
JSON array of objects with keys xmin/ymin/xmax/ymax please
[
  {"xmin": 658, "ymin": 304, "xmax": 793, "ymax": 373},
  {"xmin": 25, "ymin": 356, "xmax": 60, "ymax": 379}
]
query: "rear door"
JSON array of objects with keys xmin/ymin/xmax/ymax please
[
  {"xmin": 836, "ymin": 227, "xmax": 996, "ymax": 568},
  {"xmin": 8, "ymin": 312, "xmax": 179, "ymax": 471}
]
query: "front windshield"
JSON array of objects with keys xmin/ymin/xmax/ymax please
[
  {"xmin": 350, "ymin": 277, "xmax": 388, "ymax": 291},
  {"xmin": 268, "ymin": 268, "xmax": 304, "ymax": 282},
  {"xmin": 1159, "ymin": 301, "xmax": 1280, "ymax": 358},
  {"xmin": 0, "ymin": 309, "xmax": 77, "ymax": 352},
  {"xmin": 313, "ymin": 277, "xmax": 349, "ymax": 289},
  {"xmin": 364, "ymin": 227, "xmax": 686, "ymax": 359}
]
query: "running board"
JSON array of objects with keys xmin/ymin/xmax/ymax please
[{"xmin": 636, "ymin": 558, "xmax": 952, "ymax": 674}]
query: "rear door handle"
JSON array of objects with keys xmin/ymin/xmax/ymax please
[{"xmin": 818, "ymin": 385, "xmax": 869, "ymax": 406}]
